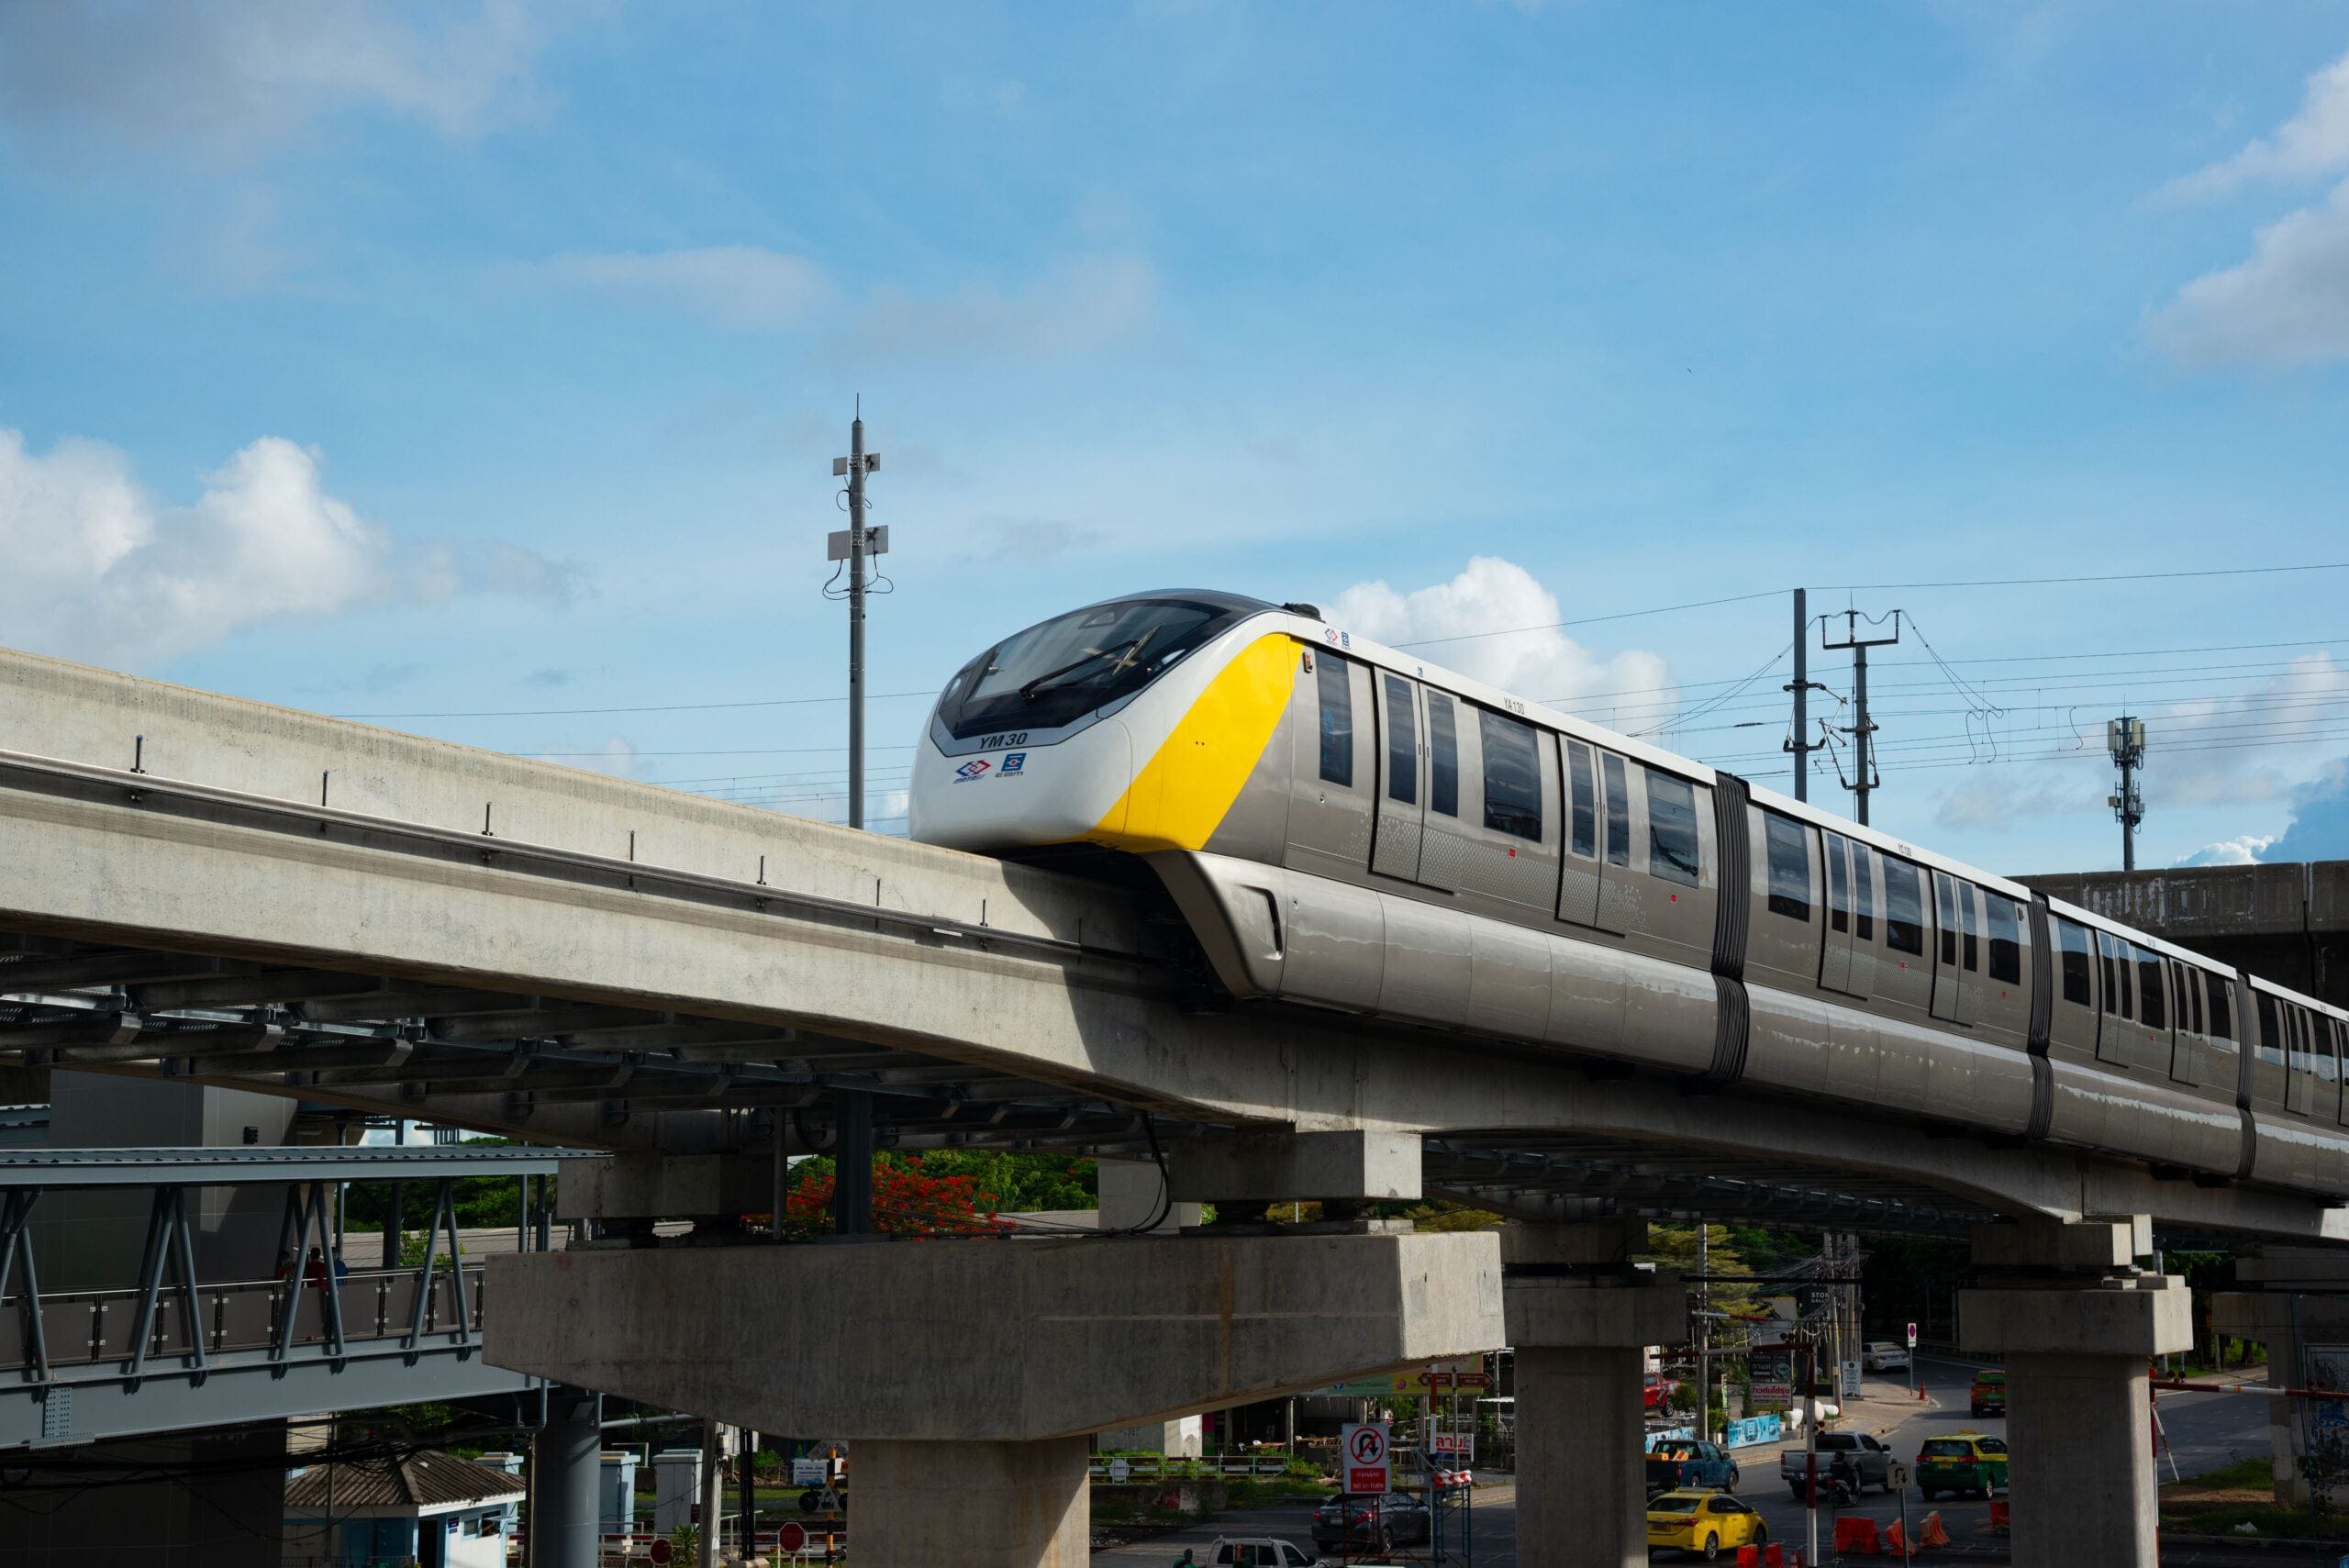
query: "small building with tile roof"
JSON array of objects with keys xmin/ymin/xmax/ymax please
[{"xmin": 284, "ymin": 1448, "xmax": 525, "ymax": 1568}]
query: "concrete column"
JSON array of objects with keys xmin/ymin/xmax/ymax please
[
  {"xmin": 1502, "ymin": 1220, "xmax": 1687, "ymax": 1568},
  {"xmin": 1518, "ymin": 1346, "xmax": 1651, "ymax": 1567},
  {"xmin": 853, "ymin": 1438, "xmax": 1089, "ymax": 1567},
  {"xmin": 1960, "ymin": 1218, "xmax": 2189, "ymax": 1568},
  {"xmin": 530, "ymin": 1385, "xmax": 602, "ymax": 1568}
]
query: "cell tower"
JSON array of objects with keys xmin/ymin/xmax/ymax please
[{"xmin": 2107, "ymin": 716, "xmax": 2146, "ymax": 872}]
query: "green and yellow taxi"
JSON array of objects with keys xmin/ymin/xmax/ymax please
[
  {"xmin": 1645, "ymin": 1489, "xmax": 1768, "ymax": 1560},
  {"xmin": 1917, "ymin": 1432, "xmax": 2009, "ymax": 1499}
]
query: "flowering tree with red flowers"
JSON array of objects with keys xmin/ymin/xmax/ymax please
[{"xmin": 771, "ymin": 1153, "xmax": 1015, "ymax": 1239}]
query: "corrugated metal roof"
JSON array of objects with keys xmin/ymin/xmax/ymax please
[{"xmin": 284, "ymin": 1451, "xmax": 525, "ymax": 1511}]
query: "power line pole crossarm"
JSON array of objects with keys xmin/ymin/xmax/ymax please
[
  {"xmin": 1823, "ymin": 608, "xmax": 1903, "ymax": 826},
  {"xmin": 829, "ymin": 402, "xmax": 886, "ymax": 831}
]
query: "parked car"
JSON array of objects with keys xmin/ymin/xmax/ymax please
[
  {"xmin": 1308, "ymin": 1492, "xmax": 1431, "ymax": 1554},
  {"xmin": 1646, "ymin": 1489, "xmax": 1769, "ymax": 1561},
  {"xmin": 1970, "ymin": 1368, "xmax": 2007, "ymax": 1417},
  {"xmin": 1210, "ymin": 1539, "xmax": 1318, "ymax": 1566},
  {"xmin": 1777, "ymin": 1431, "xmax": 1893, "ymax": 1500},
  {"xmin": 1644, "ymin": 1372, "xmax": 1680, "ymax": 1410},
  {"xmin": 1918, "ymin": 1432, "xmax": 2009, "ymax": 1500},
  {"xmin": 1862, "ymin": 1340, "xmax": 1911, "ymax": 1373},
  {"xmin": 1647, "ymin": 1440, "xmax": 1738, "ymax": 1496}
]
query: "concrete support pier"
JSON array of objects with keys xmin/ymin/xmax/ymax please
[
  {"xmin": 1959, "ymin": 1217, "xmax": 2189, "ymax": 1568},
  {"xmin": 529, "ymin": 1385, "xmax": 602, "ymax": 1568},
  {"xmin": 855, "ymin": 1439, "xmax": 1090, "ymax": 1568},
  {"xmin": 2215, "ymin": 1247, "xmax": 2349, "ymax": 1507},
  {"xmin": 486, "ymin": 1228, "xmax": 1503, "ymax": 1568},
  {"xmin": 1504, "ymin": 1220, "xmax": 1687, "ymax": 1568}
]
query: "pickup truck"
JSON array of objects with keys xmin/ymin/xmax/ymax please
[
  {"xmin": 1646, "ymin": 1439, "xmax": 1738, "ymax": 1496},
  {"xmin": 1779, "ymin": 1431, "xmax": 1894, "ymax": 1500}
]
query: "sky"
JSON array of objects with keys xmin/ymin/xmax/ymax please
[{"xmin": 4, "ymin": 1, "xmax": 2349, "ymax": 875}]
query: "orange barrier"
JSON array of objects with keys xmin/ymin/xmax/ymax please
[
  {"xmin": 1880, "ymin": 1518, "xmax": 1909, "ymax": 1557},
  {"xmin": 1833, "ymin": 1516, "xmax": 1884, "ymax": 1554},
  {"xmin": 1919, "ymin": 1511, "xmax": 1954, "ymax": 1549},
  {"xmin": 1987, "ymin": 1500, "xmax": 2010, "ymax": 1531}
]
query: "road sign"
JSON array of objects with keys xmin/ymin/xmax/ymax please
[
  {"xmin": 1842, "ymin": 1359, "xmax": 1863, "ymax": 1399},
  {"xmin": 1341, "ymin": 1421, "xmax": 1391, "ymax": 1495},
  {"xmin": 1907, "ymin": 1321, "xmax": 1919, "ymax": 1349},
  {"xmin": 778, "ymin": 1521, "xmax": 807, "ymax": 1552},
  {"xmin": 791, "ymin": 1457, "xmax": 828, "ymax": 1485},
  {"xmin": 1431, "ymin": 1430, "xmax": 1475, "ymax": 1459},
  {"xmin": 1419, "ymin": 1369, "xmax": 1495, "ymax": 1389},
  {"xmin": 1107, "ymin": 1457, "xmax": 1131, "ymax": 1482},
  {"xmin": 650, "ymin": 1543, "xmax": 672, "ymax": 1565}
]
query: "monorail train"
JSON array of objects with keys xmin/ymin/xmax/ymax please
[{"xmin": 909, "ymin": 590, "xmax": 2349, "ymax": 1199}]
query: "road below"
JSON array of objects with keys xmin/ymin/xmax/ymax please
[{"xmin": 1092, "ymin": 1355, "xmax": 2283, "ymax": 1564}]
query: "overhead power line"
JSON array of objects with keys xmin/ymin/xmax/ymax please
[{"xmin": 335, "ymin": 691, "xmax": 934, "ymax": 720}]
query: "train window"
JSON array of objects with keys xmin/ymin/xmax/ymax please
[
  {"xmin": 2316, "ymin": 1019, "xmax": 2340, "ymax": 1085},
  {"xmin": 1603, "ymin": 753, "xmax": 1631, "ymax": 865},
  {"xmin": 1317, "ymin": 654, "xmax": 1353, "ymax": 787},
  {"xmin": 2135, "ymin": 947, "xmax": 2165, "ymax": 1031},
  {"xmin": 2256, "ymin": 993, "xmax": 2284, "ymax": 1067},
  {"xmin": 1853, "ymin": 844, "xmax": 1876, "ymax": 941},
  {"xmin": 1764, "ymin": 812, "xmax": 1810, "ymax": 922},
  {"xmin": 1960, "ymin": 883, "xmax": 1980, "ymax": 973},
  {"xmin": 1885, "ymin": 858, "xmax": 1925, "ymax": 955},
  {"xmin": 1987, "ymin": 897, "xmax": 2021, "ymax": 985},
  {"xmin": 1824, "ymin": 832, "xmax": 1851, "ymax": 934},
  {"xmin": 1479, "ymin": 709, "xmax": 1542, "ymax": 841},
  {"xmin": 1429, "ymin": 694, "xmax": 1459, "ymax": 817},
  {"xmin": 1384, "ymin": 675, "xmax": 1419, "ymax": 806},
  {"xmin": 2056, "ymin": 918, "xmax": 2093, "ymax": 1006},
  {"xmin": 1565, "ymin": 741, "xmax": 1597, "ymax": 857},
  {"xmin": 2099, "ymin": 931, "xmax": 2121, "ymax": 1017},
  {"xmin": 1936, "ymin": 875, "xmax": 1958, "ymax": 967},
  {"xmin": 2178, "ymin": 962, "xmax": 2203, "ymax": 1036},
  {"xmin": 1646, "ymin": 769, "xmax": 1701, "ymax": 888},
  {"xmin": 2207, "ymin": 973, "xmax": 2233, "ymax": 1041}
]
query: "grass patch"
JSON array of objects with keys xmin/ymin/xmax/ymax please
[
  {"xmin": 1226, "ymin": 1477, "xmax": 1333, "ymax": 1508},
  {"xmin": 2173, "ymin": 1457, "xmax": 2273, "ymax": 1492},
  {"xmin": 2159, "ymin": 1457, "xmax": 2349, "ymax": 1541}
]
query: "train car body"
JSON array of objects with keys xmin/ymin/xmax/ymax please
[{"xmin": 910, "ymin": 591, "xmax": 2349, "ymax": 1200}]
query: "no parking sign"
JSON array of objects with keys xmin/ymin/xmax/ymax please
[{"xmin": 1341, "ymin": 1421, "xmax": 1391, "ymax": 1494}]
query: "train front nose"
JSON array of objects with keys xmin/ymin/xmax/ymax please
[{"xmin": 907, "ymin": 719, "xmax": 1134, "ymax": 850}]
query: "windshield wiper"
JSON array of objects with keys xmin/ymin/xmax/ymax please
[{"xmin": 1019, "ymin": 632, "xmax": 1153, "ymax": 701}]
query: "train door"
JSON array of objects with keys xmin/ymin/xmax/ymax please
[
  {"xmin": 1370, "ymin": 672, "xmax": 1426, "ymax": 884},
  {"xmin": 2133, "ymin": 945, "xmax": 2176, "ymax": 1087},
  {"xmin": 1419, "ymin": 688, "xmax": 1464, "ymax": 893},
  {"xmin": 1931, "ymin": 873, "xmax": 1980, "ymax": 1026},
  {"xmin": 2285, "ymin": 1006, "xmax": 2314, "ymax": 1116},
  {"xmin": 1557, "ymin": 737, "xmax": 1609, "ymax": 929},
  {"xmin": 2092, "ymin": 929, "xmax": 2135, "ymax": 1068},
  {"xmin": 1286, "ymin": 650, "xmax": 1373, "ymax": 873},
  {"xmin": 1819, "ymin": 831, "xmax": 1875, "ymax": 999},
  {"xmin": 2334, "ymin": 1019, "xmax": 2349, "ymax": 1128},
  {"xmin": 2169, "ymin": 959, "xmax": 2202, "ymax": 1086}
]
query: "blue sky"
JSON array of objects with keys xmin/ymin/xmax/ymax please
[{"xmin": 4, "ymin": 1, "xmax": 2348, "ymax": 873}]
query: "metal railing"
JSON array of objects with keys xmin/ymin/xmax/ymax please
[
  {"xmin": 1088, "ymin": 1453, "xmax": 1297, "ymax": 1480},
  {"xmin": 0, "ymin": 1262, "xmax": 488, "ymax": 1375}
]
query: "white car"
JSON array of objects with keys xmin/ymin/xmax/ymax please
[{"xmin": 1863, "ymin": 1340, "xmax": 1912, "ymax": 1373}]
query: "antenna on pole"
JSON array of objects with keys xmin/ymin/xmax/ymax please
[
  {"xmin": 1822, "ymin": 608, "xmax": 1902, "ymax": 826},
  {"xmin": 2108, "ymin": 716, "xmax": 2146, "ymax": 872},
  {"xmin": 829, "ymin": 401, "xmax": 885, "ymax": 830},
  {"xmin": 1784, "ymin": 588, "xmax": 1829, "ymax": 801}
]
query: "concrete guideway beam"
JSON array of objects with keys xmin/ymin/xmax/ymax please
[
  {"xmin": 1503, "ymin": 1221, "xmax": 1689, "ymax": 1568},
  {"xmin": 1163, "ymin": 1129, "xmax": 1422, "ymax": 1205},
  {"xmin": 1958, "ymin": 1217, "xmax": 2191, "ymax": 1568}
]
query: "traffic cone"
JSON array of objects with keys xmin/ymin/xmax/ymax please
[
  {"xmin": 1919, "ymin": 1511, "xmax": 1953, "ymax": 1549},
  {"xmin": 1881, "ymin": 1519, "xmax": 1907, "ymax": 1557}
]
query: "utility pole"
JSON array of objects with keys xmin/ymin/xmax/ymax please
[
  {"xmin": 829, "ymin": 401, "xmax": 885, "ymax": 830},
  {"xmin": 1823, "ymin": 609, "xmax": 1902, "ymax": 826},
  {"xmin": 2108, "ymin": 716, "xmax": 2147, "ymax": 872},
  {"xmin": 1698, "ymin": 1222, "xmax": 1712, "ymax": 1440},
  {"xmin": 1785, "ymin": 589, "xmax": 1826, "ymax": 801}
]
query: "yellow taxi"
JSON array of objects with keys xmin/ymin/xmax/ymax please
[
  {"xmin": 1917, "ymin": 1431, "xmax": 2009, "ymax": 1499},
  {"xmin": 1645, "ymin": 1489, "xmax": 1769, "ymax": 1560}
]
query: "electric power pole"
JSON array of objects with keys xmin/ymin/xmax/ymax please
[
  {"xmin": 2108, "ymin": 716, "xmax": 2147, "ymax": 872},
  {"xmin": 829, "ymin": 402, "xmax": 885, "ymax": 830},
  {"xmin": 1823, "ymin": 609, "xmax": 1902, "ymax": 826},
  {"xmin": 1698, "ymin": 1222, "xmax": 1712, "ymax": 1440},
  {"xmin": 1785, "ymin": 588, "xmax": 1827, "ymax": 801}
]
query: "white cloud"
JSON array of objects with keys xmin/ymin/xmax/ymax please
[
  {"xmin": 1330, "ymin": 557, "xmax": 1675, "ymax": 722},
  {"xmin": 2162, "ymin": 48, "xmax": 2349, "ymax": 202},
  {"xmin": 0, "ymin": 428, "xmax": 573, "ymax": 668},
  {"xmin": 540, "ymin": 247, "xmax": 836, "ymax": 332},
  {"xmin": 0, "ymin": 0, "xmax": 569, "ymax": 159},
  {"xmin": 1933, "ymin": 772, "xmax": 2102, "ymax": 832},
  {"xmin": 2177, "ymin": 835, "xmax": 2276, "ymax": 867},
  {"xmin": 852, "ymin": 254, "xmax": 1155, "ymax": 360},
  {"xmin": 2151, "ymin": 179, "xmax": 2349, "ymax": 366}
]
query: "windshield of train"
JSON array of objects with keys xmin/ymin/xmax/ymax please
[{"xmin": 937, "ymin": 596, "xmax": 1252, "ymax": 739}]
